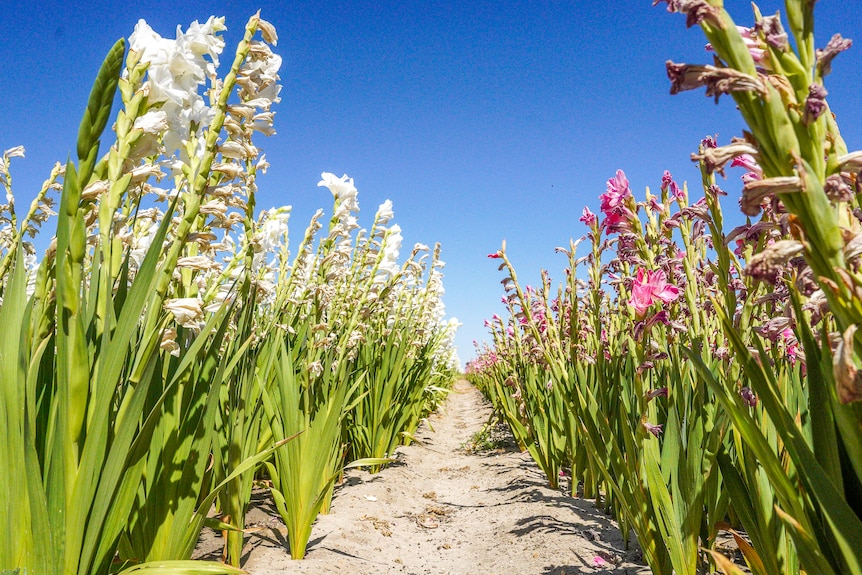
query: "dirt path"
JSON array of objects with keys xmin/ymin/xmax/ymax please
[{"xmin": 196, "ymin": 379, "xmax": 650, "ymax": 574}]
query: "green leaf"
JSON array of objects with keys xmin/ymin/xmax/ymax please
[{"xmin": 118, "ymin": 560, "xmax": 244, "ymax": 575}]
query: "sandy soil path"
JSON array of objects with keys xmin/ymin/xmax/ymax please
[{"xmin": 196, "ymin": 379, "xmax": 650, "ymax": 574}]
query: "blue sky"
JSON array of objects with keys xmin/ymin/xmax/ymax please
[{"xmin": 2, "ymin": 1, "xmax": 860, "ymax": 365}]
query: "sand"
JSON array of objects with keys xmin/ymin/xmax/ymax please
[{"xmin": 194, "ymin": 379, "xmax": 651, "ymax": 574}]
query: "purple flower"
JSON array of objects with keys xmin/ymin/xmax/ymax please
[
  {"xmin": 803, "ymin": 83, "xmax": 829, "ymax": 125},
  {"xmin": 755, "ymin": 13, "xmax": 789, "ymax": 52},
  {"xmin": 646, "ymin": 387, "xmax": 669, "ymax": 401},
  {"xmin": 661, "ymin": 170, "xmax": 683, "ymax": 200},
  {"xmin": 654, "ymin": 0, "xmax": 721, "ymax": 28},
  {"xmin": 816, "ymin": 34, "xmax": 853, "ymax": 78},
  {"xmin": 739, "ymin": 387, "xmax": 757, "ymax": 407}
]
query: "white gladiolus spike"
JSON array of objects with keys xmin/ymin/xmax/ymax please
[{"xmin": 128, "ymin": 17, "xmax": 226, "ymax": 156}]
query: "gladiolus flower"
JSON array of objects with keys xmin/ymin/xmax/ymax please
[
  {"xmin": 706, "ymin": 26, "xmax": 765, "ymax": 63},
  {"xmin": 129, "ymin": 17, "xmax": 226, "ymax": 154},
  {"xmin": 643, "ymin": 421, "xmax": 664, "ymax": 437},
  {"xmin": 646, "ymin": 387, "xmax": 669, "ymax": 401},
  {"xmin": 816, "ymin": 34, "xmax": 853, "ymax": 78},
  {"xmin": 318, "ymin": 172, "xmax": 358, "ymax": 204},
  {"xmin": 739, "ymin": 386, "xmax": 757, "ymax": 407},
  {"xmin": 164, "ymin": 297, "xmax": 204, "ymax": 330},
  {"xmin": 579, "ymin": 206, "xmax": 597, "ymax": 226},
  {"xmin": 629, "ymin": 268, "xmax": 680, "ymax": 317},
  {"xmin": 833, "ymin": 325, "xmax": 862, "ymax": 404},
  {"xmin": 654, "ymin": 0, "xmax": 721, "ymax": 28},
  {"xmin": 803, "ymin": 84, "xmax": 829, "ymax": 125},
  {"xmin": 599, "ymin": 170, "xmax": 631, "ymax": 214}
]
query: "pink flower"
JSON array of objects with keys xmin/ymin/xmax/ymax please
[
  {"xmin": 706, "ymin": 26, "xmax": 765, "ymax": 63},
  {"xmin": 730, "ymin": 153, "xmax": 761, "ymax": 173},
  {"xmin": 629, "ymin": 268, "xmax": 681, "ymax": 317},
  {"xmin": 487, "ymin": 252, "xmax": 502, "ymax": 259},
  {"xmin": 600, "ymin": 169, "xmax": 631, "ymax": 214},
  {"xmin": 782, "ymin": 328, "xmax": 801, "ymax": 366},
  {"xmin": 592, "ymin": 555, "xmax": 608, "ymax": 567},
  {"xmin": 601, "ymin": 207, "xmax": 637, "ymax": 235},
  {"xmin": 644, "ymin": 422, "xmax": 664, "ymax": 437},
  {"xmin": 661, "ymin": 170, "xmax": 683, "ymax": 200},
  {"xmin": 580, "ymin": 206, "xmax": 597, "ymax": 226}
]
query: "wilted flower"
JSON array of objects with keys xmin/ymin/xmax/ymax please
[
  {"xmin": 160, "ymin": 327, "xmax": 180, "ymax": 356},
  {"xmin": 740, "ymin": 176, "xmax": 803, "ymax": 216},
  {"xmin": 816, "ymin": 33, "xmax": 853, "ymax": 78},
  {"xmin": 755, "ymin": 13, "xmax": 789, "ymax": 51},
  {"xmin": 824, "ymin": 174, "xmax": 853, "ymax": 203},
  {"xmin": 646, "ymin": 387, "xmax": 669, "ymax": 401},
  {"xmin": 666, "ymin": 61, "xmax": 765, "ymax": 102},
  {"xmin": 803, "ymin": 84, "xmax": 829, "ymax": 125},
  {"xmin": 643, "ymin": 420, "xmax": 664, "ymax": 438},
  {"xmin": 739, "ymin": 386, "xmax": 757, "ymax": 407},
  {"xmin": 691, "ymin": 140, "xmax": 759, "ymax": 176},
  {"xmin": 164, "ymin": 297, "xmax": 204, "ymax": 330},
  {"xmin": 653, "ymin": 0, "xmax": 722, "ymax": 28},
  {"xmin": 833, "ymin": 325, "xmax": 862, "ymax": 404},
  {"xmin": 744, "ymin": 240, "xmax": 804, "ymax": 283}
]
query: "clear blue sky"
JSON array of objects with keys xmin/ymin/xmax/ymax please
[{"xmin": 2, "ymin": 1, "xmax": 860, "ymax": 366}]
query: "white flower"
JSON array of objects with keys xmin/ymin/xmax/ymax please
[
  {"xmin": 133, "ymin": 110, "xmax": 169, "ymax": 134},
  {"xmin": 318, "ymin": 173, "xmax": 358, "ymax": 204},
  {"xmin": 160, "ymin": 327, "xmax": 180, "ymax": 356},
  {"xmin": 24, "ymin": 251, "xmax": 38, "ymax": 298},
  {"xmin": 238, "ymin": 42, "xmax": 282, "ymax": 104},
  {"xmin": 376, "ymin": 224, "xmax": 403, "ymax": 280},
  {"xmin": 257, "ymin": 207, "xmax": 291, "ymax": 255},
  {"xmin": 164, "ymin": 297, "xmax": 204, "ymax": 330},
  {"xmin": 376, "ymin": 199, "xmax": 394, "ymax": 225},
  {"xmin": 128, "ymin": 218, "xmax": 160, "ymax": 268},
  {"xmin": 128, "ymin": 17, "xmax": 226, "ymax": 156}
]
